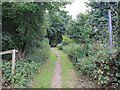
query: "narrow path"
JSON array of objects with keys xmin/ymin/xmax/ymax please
[
  {"xmin": 51, "ymin": 48, "xmax": 62, "ymax": 88},
  {"xmin": 55, "ymin": 48, "xmax": 97, "ymax": 88},
  {"xmin": 30, "ymin": 48, "xmax": 97, "ymax": 88}
]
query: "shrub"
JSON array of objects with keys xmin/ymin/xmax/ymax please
[
  {"xmin": 2, "ymin": 49, "xmax": 46, "ymax": 87},
  {"xmin": 78, "ymin": 56, "xmax": 96, "ymax": 76},
  {"xmin": 13, "ymin": 60, "xmax": 39, "ymax": 87},
  {"xmin": 62, "ymin": 43, "xmax": 97, "ymax": 77},
  {"xmin": 94, "ymin": 50, "xmax": 120, "ymax": 87},
  {"xmin": 62, "ymin": 35, "xmax": 73, "ymax": 45},
  {"xmin": 2, "ymin": 39, "xmax": 50, "ymax": 87},
  {"xmin": 62, "ymin": 43, "xmax": 84, "ymax": 62},
  {"xmin": 57, "ymin": 43, "xmax": 63, "ymax": 50},
  {"xmin": 26, "ymin": 39, "xmax": 50, "ymax": 62}
]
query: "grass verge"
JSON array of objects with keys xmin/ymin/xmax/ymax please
[{"xmin": 31, "ymin": 48, "xmax": 57, "ymax": 88}]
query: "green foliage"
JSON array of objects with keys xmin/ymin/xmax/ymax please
[
  {"xmin": 2, "ymin": 60, "xmax": 38, "ymax": 87},
  {"xmin": 66, "ymin": 13, "xmax": 91, "ymax": 43},
  {"xmin": 2, "ymin": 2, "xmax": 69, "ymax": 51},
  {"xmin": 78, "ymin": 57, "xmax": 95, "ymax": 76},
  {"xmin": 2, "ymin": 2, "xmax": 46, "ymax": 52},
  {"xmin": 14, "ymin": 60, "xmax": 38, "ymax": 87},
  {"xmin": 47, "ymin": 11, "xmax": 70, "ymax": 47},
  {"xmin": 61, "ymin": 1, "xmax": 119, "ymax": 88},
  {"xmin": 26, "ymin": 39, "xmax": 50, "ymax": 62},
  {"xmin": 2, "ymin": 45, "xmax": 50, "ymax": 87},
  {"xmin": 2, "ymin": 61, "xmax": 12, "ymax": 87},
  {"xmin": 2, "ymin": 2, "xmax": 69, "ymax": 87},
  {"xmin": 87, "ymin": 2, "xmax": 118, "ymax": 45},
  {"xmin": 62, "ymin": 43, "xmax": 83, "ymax": 63},
  {"xmin": 2, "ymin": 1, "xmax": 119, "ymax": 89},
  {"xmin": 62, "ymin": 35, "xmax": 73, "ymax": 45},
  {"xmin": 62, "ymin": 43, "xmax": 96, "ymax": 59},
  {"xmin": 62, "ymin": 42, "xmax": 119, "ymax": 88},
  {"xmin": 57, "ymin": 43, "xmax": 63, "ymax": 50},
  {"xmin": 94, "ymin": 50, "xmax": 120, "ymax": 87},
  {"xmin": 62, "ymin": 43, "xmax": 96, "ymax": 77}
]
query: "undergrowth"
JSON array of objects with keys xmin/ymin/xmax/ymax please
[
  {"xmin": 59, "ymin": 40, "xmax": 120, "ymax": 88},
  {"xmin": 2, "ymin": 40, "xmax": 50, "ymax": 88}
]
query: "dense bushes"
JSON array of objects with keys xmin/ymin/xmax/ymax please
[
  {"xmin": 78, "ymin": 56, "xmax": 95, "ymax": 76},
  {"xmin": 62, "ymin": 43, "xmax": 96, "ymax": 77},
  {"xmin": 57, "ymin": 43, "xmax": 63, "ymax": 50},
  {"xmin": 2, "ymin": 39, "xmax": 50, "ymax": 87},
  {"xmin": 2, "ymin": 39, "xmax": 51, "ymax": 88},
  {"xmin": 94, "ymin": 50, "xmax": 120, "ymax": 88},
  {"xmin": 61, "ymin": 42, "xmax": 120, "ymax": 88},
  {"xmin": 62, "ymin": 35, "xmax": 73, "ymax": 45},
  {"xmin": 62, "ymin": 43, "xmax": 83, "ymax": 60},
  {"xmin": 2, "ymin": 59, "xmax": 39, "ymax": 87},
  {"xmin": 26, "ymin": 39, "xmax": 50, "ymax": 62},
  {"xmin": 59, "ymin": 32, "xmax": 120, "ymax": 88}
]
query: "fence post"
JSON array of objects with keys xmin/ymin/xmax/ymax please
[{"xmin": 12, "ymin": 49, "xmax": 16, "ymax": 75}]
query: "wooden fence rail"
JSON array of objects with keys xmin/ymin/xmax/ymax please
[{"xmin": 0, "ymin": 49, "xmax": 18, "ymax": 75}]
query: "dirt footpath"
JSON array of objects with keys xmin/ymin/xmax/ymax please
[{"xmin": 51, "ymin": 49, "xmax": 62, "ymax": 88}]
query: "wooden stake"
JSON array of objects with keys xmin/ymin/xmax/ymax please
[{"xmin": 12, "ymin": 49, "xmax": 16, "ymax": 75}]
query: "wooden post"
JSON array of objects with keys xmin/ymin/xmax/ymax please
[{"xmin": 12, "ymin": 49, "xmax": 16, "ymax": 75}]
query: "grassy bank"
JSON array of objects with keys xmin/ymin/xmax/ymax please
[{"xmin": 31, "ymin": 48, "xmax": 57, "ymax": 88}]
